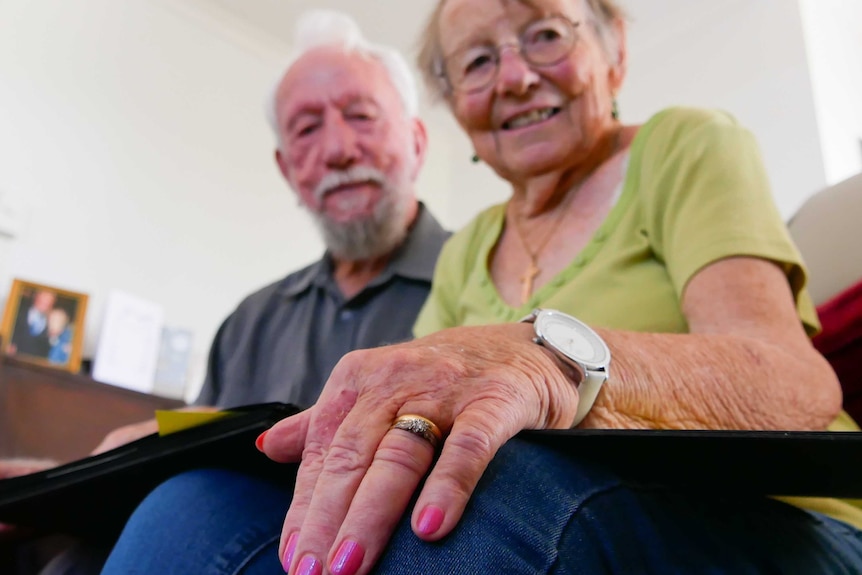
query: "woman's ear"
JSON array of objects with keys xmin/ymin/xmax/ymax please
[{"xmin": 608, "ymin": 17, "xmax": 628, "ymax": 94}]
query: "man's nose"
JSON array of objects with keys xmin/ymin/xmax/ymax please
[
  {"xmin": 494, "ymin": 45, "xmax": 540, "ymax": 97},
  {"xmin": 321, "ymin": 115, "xmax": 361, "ymax": 167}
]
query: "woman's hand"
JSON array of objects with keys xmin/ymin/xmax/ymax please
[{"xmin": 259, "ymin": 322, "xmax": 579, "ymax": 575}]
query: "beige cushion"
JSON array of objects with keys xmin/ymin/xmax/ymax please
[{"xmin": 787, "ymin": 172, "xmax": 862, "ymax": 306}]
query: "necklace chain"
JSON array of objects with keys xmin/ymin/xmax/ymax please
[
  {"xmin": 511, "ymin": 183, "xmax": 580, "ymax": 305},
  {"xmin": 510, "ymin": 128, "xmax": 624, "ymax": 305}
]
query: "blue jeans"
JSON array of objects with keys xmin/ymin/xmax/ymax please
[{"xmin": 100, "ymin": 438, "xmax": 862, "ymax": 574}]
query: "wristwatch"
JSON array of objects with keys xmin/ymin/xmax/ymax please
[{"xmin": 521, "ymin": 309, "xmax": 611, "ymax": 427}]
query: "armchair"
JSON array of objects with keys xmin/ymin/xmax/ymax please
[{"xmin": 788, "ymin": 172, "xmax": 862, "ymax": 422}]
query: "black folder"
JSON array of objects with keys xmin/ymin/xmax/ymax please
[
  {"xmin": 0, "ymin": 402, "xmax": 301, "ymax": 539},
  {"xmin": 2, "ymin": 401, "xmax": 861, "ymax": 540},
  {"xmin": 520, "ymin": 427, "xmax": 862, "ymax": 498}
]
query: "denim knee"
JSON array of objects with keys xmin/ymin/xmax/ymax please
[
  {"xmin": 378, "ymin": 438, "xmax": 862, "ymax": 575},
  {"xmin": 376, "ymin": 437, "xmax": 626, "ymax": 574},
  {"xmin": 554, "ymin": 474, "xmax": 862, "ymax": 574},
  {"xmin": 102, "ymin": 469, "xmax": 292, "ymax": 575}
]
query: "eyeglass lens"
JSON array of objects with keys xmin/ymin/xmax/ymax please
[{"xmin": 445, "ymin": 16, "xmax": 578, "ymax": 93}]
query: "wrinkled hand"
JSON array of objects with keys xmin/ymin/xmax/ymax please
[
  {"xmin": 91, "ymin": 419, "xmax": 159, "ymax": 455},
  {"xmin": 259, "ymin": 322, "xmax": 579, "ymax": 575}
]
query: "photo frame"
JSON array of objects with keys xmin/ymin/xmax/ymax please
[{"xmin": 0, "ymin": 279, "xmax": 89, "ymax": 373}]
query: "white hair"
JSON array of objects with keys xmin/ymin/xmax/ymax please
[{"xmin": 265, "ymin": 10, "xmax": 419, "ymax": 143}]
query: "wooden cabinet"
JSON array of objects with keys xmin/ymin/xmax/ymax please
[{"xmin": 0, "ymin": 356, "xmax": 185, "ymax": 462}]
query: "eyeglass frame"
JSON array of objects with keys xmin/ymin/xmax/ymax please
[{"xmin": 436, "ymin": 14, "xmax": 583, "ymax": 95}]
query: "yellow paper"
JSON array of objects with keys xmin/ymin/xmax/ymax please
[{"xmin": 155, "ymin": 410, "xmax": 234, "ymax": 436}]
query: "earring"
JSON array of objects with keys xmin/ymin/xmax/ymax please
[
  {"xmin": 471, "ymin": 154, "xmax": 480, "ymax": 164},
  {"xmin": 611, "ymin": 99, "xmax": 619, "ymax": 120}
]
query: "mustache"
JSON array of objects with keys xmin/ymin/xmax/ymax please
[{"xmin": 313, "ymin": 166, "xmax": 388, "ymax": 203}]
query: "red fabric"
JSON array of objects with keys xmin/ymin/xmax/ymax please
[{"xmin": 812, "ymin": 278, "xmax": 862, "ymax": 423}]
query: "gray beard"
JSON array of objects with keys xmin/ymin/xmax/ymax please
[{"xmin": 310, "ymin": 191, "xmax": 412, "ymax": 261}]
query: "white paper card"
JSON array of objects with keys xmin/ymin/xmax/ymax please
[
  {"xmin": 152, "ymin": 327, "xmax": 193, "ymax": 399},
  {"xmin": 93, "ymin": 291, "xmax": 164, "ymax": 394}
]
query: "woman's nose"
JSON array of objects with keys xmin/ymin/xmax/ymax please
[{"xmin": 494, "ymin": 45, "xmax": 540, "ymax": 97}]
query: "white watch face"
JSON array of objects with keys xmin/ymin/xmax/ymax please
[{"xmin": 535, "ymin": 311, "xmax": 610, "ymax": 368}]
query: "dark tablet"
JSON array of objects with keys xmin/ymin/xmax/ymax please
[
  {"xmin": 0, "ymin": 402, "xmax": 300, "ymax": 539},
  {"xmin": 520, "ymin": 428, "xmax": 862, "ymax": 498},
  {"xmin": 3, "ymin": 404, "xmax": 861, "ymax": 540}
]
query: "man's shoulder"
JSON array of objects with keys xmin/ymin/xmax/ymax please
[{"xmin": 391, "ymin": 205, "xmax": 451, "ymax": 281}]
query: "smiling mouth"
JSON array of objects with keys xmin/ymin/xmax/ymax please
[{"xmin": 502, "ymin": 107, "xmax": 561, "ymax": 130}]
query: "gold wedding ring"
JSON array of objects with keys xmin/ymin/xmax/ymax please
[{"xmin": 389, "ymin": 414, "xmax": 443, "ymax": 450}]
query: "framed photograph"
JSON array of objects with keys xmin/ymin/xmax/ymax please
[{"xmin": 0, "ymin": 279, "xmax": 89, "ymax": 373}]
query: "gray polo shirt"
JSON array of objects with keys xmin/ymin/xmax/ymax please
[{"xmin": 195, "ymin": 205, "xmax": 450, "ymax": 409}]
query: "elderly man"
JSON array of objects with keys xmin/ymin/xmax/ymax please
[
  {"xmin": 95, "ymin": 9, "xmax": 448, "ymax": 439},
  {"xmin": 194, "ymin": 11, "xmax": 448, "ymax": 410},
  {"xmin": 83, "ymin": 10, "xmax": 448, "ymax": 454},
  {"xmin": 2, "ymin": 10, "xmax": 448, "ymax": 574}
]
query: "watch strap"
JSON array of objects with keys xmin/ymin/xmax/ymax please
[{"xmin": 572, "ymin": 369, "xmax": 607, "ymax": 427}]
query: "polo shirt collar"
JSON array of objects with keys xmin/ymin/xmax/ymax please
[{"xmin": 384, "ymin": 202, "xmax": 447, "ymax": 283}]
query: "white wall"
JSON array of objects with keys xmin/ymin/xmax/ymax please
[
  {"xmin": 0, "ymin": 0, "xmax": 310, "ymax": 396},
  {"xmin": 621, "ymin": 0, "xmax": 826, "ymax": 219},
  {"xmin": 0, "ymin": 0, "xmax": 836, "ymax": 401},
  {"xmin": 0, "ymin": 0, "xmax": 456, "ymax": 401},
  {"xmin": 799, "ymin": 0, "xmax": 862, "ymax": 186}
]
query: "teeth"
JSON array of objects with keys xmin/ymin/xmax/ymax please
[{"xmin": 507, "ymin": 108, "xmax": 556, "ymax": 129}]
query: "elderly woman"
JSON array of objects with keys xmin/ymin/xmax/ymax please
[{"xmin": 101, "ymin": 1, "xmax": 862, "ymax": 574}]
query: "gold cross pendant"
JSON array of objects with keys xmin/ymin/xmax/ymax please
[{"xmin": 520, "ymin": 262, "xmax": 540, "ymax": 305}]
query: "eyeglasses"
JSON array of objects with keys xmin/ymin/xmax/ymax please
[{"xmin": 441, "ymin": 15, "xmax": 581, "ymax": 94}]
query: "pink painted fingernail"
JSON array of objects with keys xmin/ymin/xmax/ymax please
[
  {"xmin": 295, "ymin": 554, "xmax": 322, "ymax": 575},
  {"xmin": 281, "ymin": 532, "xmax": 298, "ymax": 573},
  {"xmin": 255, "ymin": 430, "xmax": 268, "ymax": 451},
  {"xmin": 417, "ymin": 505, "xmax": 444, "ymax": 536},
  {"xmin": 330, "ymin": 539, "xmax": 365, "ymax": 575}
]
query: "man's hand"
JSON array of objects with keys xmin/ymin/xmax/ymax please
[
  {"xmin": 90, "ymin": 406, "xmax": 218, "ymax": 455},
  {"xmin": 0, "ymin": 458, "xmax": 58, "ymax": 480},
  {"xmin": 90, "ymin": 419, "xmax": 159, "ymax": 455}
]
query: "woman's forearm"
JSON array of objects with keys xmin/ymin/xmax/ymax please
[{"xmin": 586, "ymin": 330, "xmax": 841, "ymax": 431}]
